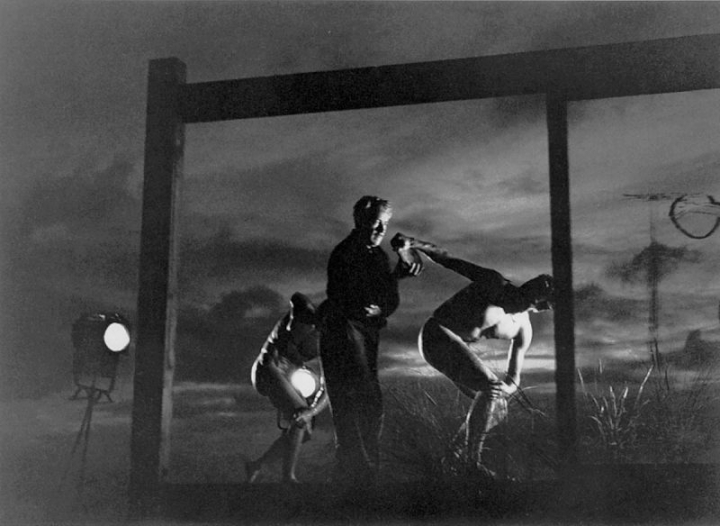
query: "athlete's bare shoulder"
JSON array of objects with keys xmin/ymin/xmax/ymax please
[{"xmin": 483, "ymin": 305, "xmax": 507, "ymax": 325}]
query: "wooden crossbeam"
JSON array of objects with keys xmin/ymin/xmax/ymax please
[{"xmin": 180, "ymin": 33, "xmax": 720, "ymax": 123}]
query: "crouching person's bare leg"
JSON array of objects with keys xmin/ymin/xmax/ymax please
[{"xmin": 465, "ymin": 389, "xmax": 508, "ymax": 471}]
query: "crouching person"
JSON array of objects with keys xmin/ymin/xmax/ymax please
[
  {"xmin": 245, "ymin": 292, "xmax": 329, "ymax": 484},
  {"xmin": 392, "ymin": 233, "xmax": 553, "ymax": 472}
]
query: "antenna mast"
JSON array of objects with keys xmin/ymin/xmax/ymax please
[{"xmin": 622, "ymin": 193, "xmax": 679, "ymax": 367}]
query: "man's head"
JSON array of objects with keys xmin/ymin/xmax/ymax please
[
  {"xmin": 520, "ymin": 274, "xmax": 554, "ymax": 311},
  {"xmin": 353, "ymin": 195, "xmax": 393, "ymax": 247}
]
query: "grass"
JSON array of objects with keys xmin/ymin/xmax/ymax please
[
  {"xmin": 640, "ymin": 363, "xmax": 720, "ymax": 463},
  {"xmin": 381, "ymin": 376, "xmax": 559, "ymax": 484},
  {"xmin": 577, "ymin": 362, "xmax": 652, "ymax": 463},
  {"xmin": 577, "ymin": 359, "xmax": 720, "ymax": 464},
  {"xmin": 381, "ymin": 358, "xmax": 720, "ymax": 487},
  {"xmin": 382, "ymin": 377, "xmax": 469, "ymax": 483},
  {"xmin": 3, "ymin": 363, "xmax": 718, "ymax": 524}
]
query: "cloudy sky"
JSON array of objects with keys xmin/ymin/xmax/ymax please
[{"xmin": 2, "ymin": 1, "xmax": 720, "ymax": 398}]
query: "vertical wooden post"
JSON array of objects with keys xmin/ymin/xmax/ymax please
[
  {"xmin": 546, "ymin": 91, "xmax": 578, "ymax": 469},
  {"xmin": 130, "ymin": 58, "xmax": 186, "ymax": 516}
]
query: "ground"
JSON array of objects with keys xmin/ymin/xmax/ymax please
[{"xmin": 1, "ymin": 378, "xmax": 719, "ymax": 526}]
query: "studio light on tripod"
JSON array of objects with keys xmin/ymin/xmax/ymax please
[{"xmin": 71, "ymin": 312, "xmax": 131, "ymax": 400}]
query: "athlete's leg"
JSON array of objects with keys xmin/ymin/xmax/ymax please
[
  {"xmin": 419, "ymin": 318, "xmax": 505, "ymax": 468},
  {"xmin": 282, "ymin": 426, "xmax": 307, "ymax": 483},
  {"xmin": 464, "ymin": 389, "xmax": 507, "ymax": 469},
  {"xmin": 418, "ymin": 317, "xmax": 498, "ymax": 395},
  {"xmin": 248, "ymin": 361, "xmax": 309, "ymax": 481}
]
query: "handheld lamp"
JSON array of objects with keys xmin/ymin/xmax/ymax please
[{"xmin": 289, "ymin": 368, "xmax": 320, "ymax": 399}]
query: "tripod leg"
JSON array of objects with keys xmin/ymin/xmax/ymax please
[
  {"xmin": 77, "ymin": 389, "xmax": 100, "ymax": 493},
  {"xmin": 59, "ymin": 389, "xmax": 95, "ymax": 489}
]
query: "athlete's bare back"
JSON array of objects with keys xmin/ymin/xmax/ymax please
[{"xmin": 433, "ymin": 282, "xmax": 533, "ymax": 343}]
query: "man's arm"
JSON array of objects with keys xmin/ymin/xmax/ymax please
[
  {"xmin": 326, "ymin": 247, "xmax": 349, "ymax": 309},
  {"xmin": 503, "ymin": 318, "xmax": 533, "ymax": 395},
  {"xmin": 391, "ymin": 233, "xmax": 509, "ymax": 285}
]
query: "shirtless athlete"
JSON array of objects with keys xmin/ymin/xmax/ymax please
[{"xmin": 391, "ymin": 233, "xmax": 553, "ymax": 469}]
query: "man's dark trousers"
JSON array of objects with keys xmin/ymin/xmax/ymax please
[{"xmin": 321, "ymin": 317, "xmax": 383, "ymax": 485}]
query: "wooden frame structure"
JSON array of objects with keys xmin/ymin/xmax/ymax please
[{"xmin": 130, "ymin": 34, "xmax": 720, "ymax": 515}]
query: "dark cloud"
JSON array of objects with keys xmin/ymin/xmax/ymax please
[
  {"xmin": 497, "ymin": 168, "xmax": 547, "ymax": 197},
  {"xmin": 605, "ymin": 243, "xmax": 702, "ymax": 284},
  {"xmin": 208, "ymin": 286, "xmax": 286, "ymax": 327},
  {"xmin": 488, "ymin": 95, "xmax": 548, "ymax": 131},
  {"xmin": 18, "ymin": 156, "xmax": 139, "ymax": 237},
  {"xmin": 175, "ymin": 285, "xmax": 288, "ymax": 383},
  {"xmin": 650, "ymin": 149, "xmax": 720, "ymax": 195},
  {"xmin": 32, "ymin": 242, "xmax": 139, "ymax": 295},
  {"xmin": 438, "ymin": 233, "xmax": 553, "ymax": 279},
  {"xmin": 0, "ymin": 156, "xmax": 143, "ymax": 301},
  {"xmin": 179, "ymin": 226, "xmax": 327, "ymax": 292},
  {"xmin": 183, "ymin": 147, "xmax": 362, "ymax": 239},
  {"xmin": 574, "ymin": 282, "xmax": 644, "ymax": 325},
  {"xmin": 391, "ymin": 214, "xmax": 438, "ymax": 242},
  {"xmin": 367, "ymin": 102, "xmax": 497, "ymax": 164}
]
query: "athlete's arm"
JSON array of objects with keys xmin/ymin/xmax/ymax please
[
  {"xmin": 503, "ymin": 318, "xmax": 533, "ymax": 395},
  {"xmin": 392, "ymin": 233, "xmax": 509, "ymax": 284}
]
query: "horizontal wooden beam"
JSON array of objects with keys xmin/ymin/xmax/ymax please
[{"xmin": 180, "ymin": 33, "xmax": 720, "ymax": 123}]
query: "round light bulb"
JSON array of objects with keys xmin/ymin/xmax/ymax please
[
  {"xmin": 290, "ymin": 369, "xmax": 318, "ymax": 398},
  {"xmin": 104, "ymin": 322, "xmax": 130, "ymax": 352}
]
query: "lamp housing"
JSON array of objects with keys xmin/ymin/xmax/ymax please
[{"xmin": 71, "ymin": 312, "xmax": 131, "ymax": 396}]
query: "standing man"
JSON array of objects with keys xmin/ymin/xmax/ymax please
[{"xmin": 320, "ymin": 196, "xmax": 422, "ymax": 487}]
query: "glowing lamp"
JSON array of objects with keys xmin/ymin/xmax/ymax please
[
  {"xmin": 289, "ymin": 368, "xmax": 320, "ymax": 399},
  {"xmin": 103, "ymin": 322, "xmax": 131, "ymax": 352},
  {"xmin": 71, "ymin": 312, "xmax": 131, "ymax": 400}
]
